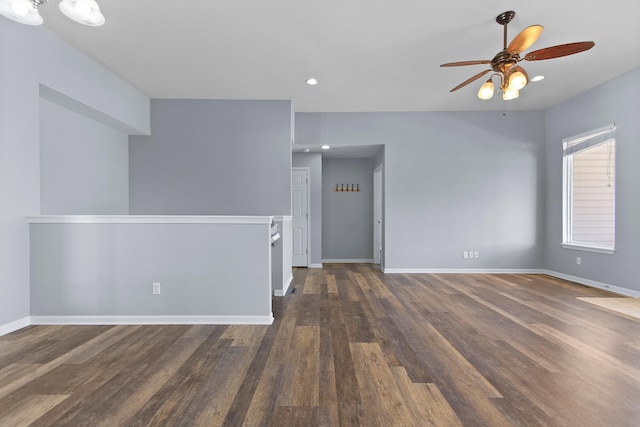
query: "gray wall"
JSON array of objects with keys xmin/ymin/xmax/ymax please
[
  {"xmin": 0, "ymin": 20, "xmax": 149, "ymax": 328},
  {"xmin": 40, "ymin": 98, "xmax": 129, "ymax": 214},
  {"xmin": 292, "ymin": 153, "xmax": 323, "ymax": 266},
  {"xmin": 271, "ymin": 217, "xmax": 293, "ymax": 296},
  {"xmin": 129, "ymin": 99, "xmax": 292, "ymax": 216},
  {"xmin": 30, "ymin": 222, "xmax": 272, "ymax": 319},
  {"xmin": 322, "ymin": 158, "xmax": 374, "ymax": 261},
  {"xmin": 296, "ymin": 110, "xmax": 546, "ymax": 271},
  {"xmin": 544, "ymin": 68, "xmax": 640, "ymax": 293}
]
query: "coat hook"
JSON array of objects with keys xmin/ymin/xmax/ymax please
[{"xmin": 335, "ymin": 183, "xmax": 361, "ymax": 193}]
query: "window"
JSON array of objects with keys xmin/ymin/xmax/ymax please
[{"xmin": 562, "ymin": 125, "xmax": 616, "ymax": 253}]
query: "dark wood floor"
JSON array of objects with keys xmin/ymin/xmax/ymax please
[{"xmin": 0, "ymin": 264, "xmax": 638, "ymax": 426}]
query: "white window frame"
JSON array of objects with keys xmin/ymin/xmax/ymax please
[{"xmin": 562, "ymin": 124, "xmax": 616, "ymax": 254}]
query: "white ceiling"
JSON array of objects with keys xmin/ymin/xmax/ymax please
[{"xmin": 39, "ymin": 0, "xmax": 640, "ymax": 113}]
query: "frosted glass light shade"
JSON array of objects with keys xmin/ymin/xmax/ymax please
[
  {"xmin": 502, "ymin": 88, "xmax": 519, "ymax": 100},
  {"xmin": 59, "ymin": 0, "xmax": 104, "ymax": 26},
  {"xmin": 0, "ymin": 0, "xmax": 44, "ymax": 25},
  {"xmin": 477, "ymin": 80, "xmax": 495, "ymax": 100},
  {"xmin": 507, "ymin": 70, "xmax": 528, "ymax": 91}
]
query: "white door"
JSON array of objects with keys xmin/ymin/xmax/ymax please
[
  {"xmin": 373, "ymin": 165, "xmax": 383, "ymax": 265},
  {"xmin": 292, "ymin": 169, "xmax": 309, "ymax": 267}
]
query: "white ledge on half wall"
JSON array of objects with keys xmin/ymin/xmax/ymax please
[{"xmin": 27, "ymin": 215, "xmax": 273, "ymax": 224}]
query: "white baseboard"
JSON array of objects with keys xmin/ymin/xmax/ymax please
[
  {"xmin": 2, "ymin": 314, "xmax": 276, "ymax": 336},
  {"xmin": 543, "ymin": 270, "xmax": 640, "ymax": 297},
  {"xmin": 309, "ymin": 263, "xmax": 323, "ymax": 269},
  {"xmin": 380, "ymin": 268, "xmax": 639, "ymax": 297},
  {"xmin": 274, "ymin": 274, "xmax": 294, "ymax": 297},
  {"xmin": 30, "ymin": 315, "xmax": 274, "ymax": 326},
  {"xmin": 323, "ymin": 259, "xmax": 375, "ymax": 264},
  {"xmin": 0, "ymin": 317, "xmax": 31, "ymax": 336},
  {"xmin": 383, "ymin": 268, "xmax": 543, "ymax": 274}
]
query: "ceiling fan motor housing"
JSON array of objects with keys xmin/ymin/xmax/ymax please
[{"xmin": 490, "ymin": 50, "xmax": 518, "ymax": 74}]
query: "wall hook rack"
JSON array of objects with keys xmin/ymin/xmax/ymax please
[{"xmin": 335, "ymin": 183, "xmax": 360, "ymax": 192}]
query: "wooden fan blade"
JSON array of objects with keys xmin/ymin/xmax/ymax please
[
  {"xmin": 524, "ymin": 41, "xmax": 595, "ymax": 61},
  {"xmin": 440, "ymin": 60, "xmax": 491, "ymax": 67},
  {"xmin": 507, "ymin": 25, "xmax": 544, "ymax": 54},
  {"xmin": 449, "ymin": 69, "xmax": 491, "ymax": 92}
]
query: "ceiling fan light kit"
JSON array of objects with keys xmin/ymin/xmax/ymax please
[
  {"xmin": 0, "ymin": 0, "xmax": 104, "ymax": 26},
  {"xmin": 441, "ymin": 11, "xmax": 594, "ymax": 101}
]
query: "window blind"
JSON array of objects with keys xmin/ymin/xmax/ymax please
[{"xmin": 563, "ymin": 124, "xmax": 616, "ymax": 156}]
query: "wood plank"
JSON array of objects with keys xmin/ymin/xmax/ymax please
[
  {"xmin": 271, "ymin": 406, "xmax": 320, "ymax": 426},
  {"xmin": 219, "ymin": 325, "xmax": 268, "ymax": 347},
  {"xmin": 352, "ymin": 271, "xmax": 388, "ymax": 319},
  {"xmin": 69, "ymin": 330, "xmax": 202, "ymax": 426},
  {"xmin": 124, "ymin": 327, "xmax": 231, "ymax": 426},
  {"xmin": 242, "ymin": 362, "xmax": 285, "ymax": 426},
  {"xmin": 275, "ymin": 326, "xmax": 319, "ymax": 407},
  {"xmin": 326, "ymin": 274, "xmax": 338, "ymax": 294},
  {"xmin": 187, "ymin": 344, "xmax": 255, "ymax": 426},
  {"xmin": 220, "ymin": 319, "xmax": 281, "ymax": 427},
  {"xmin": 302, "ymin": 269, "xmax": 322, "ymax": 295},
  {"xmin": 391, "ymin": 367, "xmax": 462, "ymax": 427},
  {"xmin": 0, "ymin": 325, "xmax": 144, "ymax": 400},
  {"xmin": 329, "ymin": 302, "xmax": 362, "ymax": 425},
  {"xmin": 0, "ymin": 395, "xmax": 68, "ymax": 426},
  {"xmin": 349, "ymin": 342, "xmax": 414, "ymax": 426},
  {"xmin": 317, "ymin": 354, "xmax": 339, "ymax": 426},
  {"xmin": 295, "ymin": 294, "xmax": 321, "ymax": 326}
]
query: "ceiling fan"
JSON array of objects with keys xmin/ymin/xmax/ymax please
[{"xmin": 440, "ymin": 11, "xmax": 594, "ymax": 101}]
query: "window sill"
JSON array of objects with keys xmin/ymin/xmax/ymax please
[{"xmin": 562, "ymin": 243, "xmax": 615, "ymax": 255}]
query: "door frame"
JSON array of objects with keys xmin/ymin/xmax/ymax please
[
  {"xmin": 292, "ymin": 167, "xmax": 311, "ymax": 267},
  {"xmin": 373, "ymin": 164, "xmax": 383, "ymax": 267}
]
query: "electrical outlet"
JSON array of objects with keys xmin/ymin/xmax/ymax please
[
  {"xmin": 153, "ymin": 282, "xmax": 161, "ymax": 295},
  {"xmin": 576, "ymin": 257, "xmax": 581, "ymax": 265},
  {"xmin": 474, "ymin": 251, "xmax": 479, "ymax": 258}
]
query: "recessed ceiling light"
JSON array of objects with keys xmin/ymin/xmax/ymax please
[
  {"xmin": 321, "ymin": 145, "xmax": 330, "ymax": 150},
  {"xmin": 306, "ymin": 78, "xmax": 318, "ymax": 86},
  {"xmin": 531, "ymin": 75, "xmax": 545, "ymax": 82}
]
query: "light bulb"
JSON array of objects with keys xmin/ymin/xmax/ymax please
[
  {"xmin": 75, "ymin": 0, "xmax": 91, "ymax": 15},
  {"xmin": 59, "ymin": 0, "xmax": 105, "ymax": 26},
  {"xmin": 0, "ymin": 0, "xmax": 43, "ymax": 25},
  {"xmin": 10, "ymin": 1, "xmax": 29, "ymax": 16},
  {"xmin": 507, "ymin": 71, "xmax": 527, "ymax": 91},
  {"xmin": 477, "ymin": 80, "xmax": 495, "ymax": 100},
  {"xmin": 502, "ymin": 88, "xmax": 519, "ymax": 100}
]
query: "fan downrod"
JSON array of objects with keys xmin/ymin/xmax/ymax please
[{"xmin": 496, "ymin": 11, "xmax": 515, "ymax": 26}]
